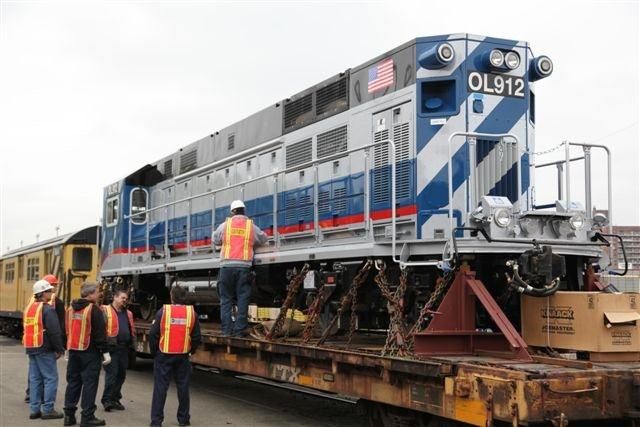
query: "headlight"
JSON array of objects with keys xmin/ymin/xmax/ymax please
[
  {"xmin": 494, "ymin": 208, "xmax": 511, "ymax": 228},
  {"xmin": 505, "ymin": 51, "xmax": 520, "ymax": 70},
  {"xmin": 437, "ymin": 43, "xmax": 455, "ymax": 63},
  {"xmin": 519, "ymin": 218, "xmax": 539, "ymax": 235},
  {"xmin": 489, "ymin": 49, "xmax": 504, "ymax": 67},
  {"xmin": 569, "ymin": 213, "xmax": 585, "ymax": 231},
  {"xmin": 529, "ymin": 55, "xmax": 553, "ymax": 81}
]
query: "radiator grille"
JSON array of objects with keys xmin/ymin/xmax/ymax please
[
  {"xmin": 393, "ymin": 123, "xmax": 410, "ymax": 200},
  {"xmin": 475, "ymin": 139, "xmax": 519, "ymax": 203},
  {"xmin": 373, "ymin": 129, "xmax": 390, "ymax": 205},
  {"xmin": 317, "ymin": 125, "xmax": 348, "ymax": 159},
  {"xmin": 333, "ymin": 187, "xmax": 347, "ymax": 212},
  {"xmin": 163, "ymin": 159, "xmax": 173, "ymax": 178},
  {"xmin": 284, "ymin": 94, "xmax": 313, "ymax": 130},
  {"xmin": 179, "ymin": 150, "xmax": 197, "ymax": 174},
  {"xmin": 316, "ymin": 77, "xmax": 348, "ymax": 116},
  {"xmin": 286, "ymin": 138, "xmax": 313, "ymax": 168},
  {"xmin": 319, "ymin": 190, "xmax": 331, "ymax": 215},
  {"xmin": 227, "ymin": 134, "xmax": 235, "ymax": 150}
]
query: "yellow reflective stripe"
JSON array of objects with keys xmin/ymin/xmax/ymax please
[
  {"xmin": 223, "ymin": 219, "xmax": 233, "ymax": 259},
  {"xmin": 183, "ymin": 306, "xmax": 193, "ymax": 353},
  {"xmin": 78, "ymin": 306, "xmax": 91, "ymax": 350},
  {"xmin": 161, "ymin": 305, "xmax": 172, "ymax": 353},
  {"xmin": 34, "ymin": 303, "xmax": 43, "ymax": 346},
  {"xmin": 242, "ymin": 220, "xmax": 252, "ymax": 260}
]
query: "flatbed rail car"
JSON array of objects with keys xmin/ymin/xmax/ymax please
[{"xmin": 133, "ymin": 322, "xmax": 640, "ymax": 426}]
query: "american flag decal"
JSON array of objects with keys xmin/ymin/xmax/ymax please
[{"xmin": 367, "ymin": 58, "xmax": 394, "ymax": 93}]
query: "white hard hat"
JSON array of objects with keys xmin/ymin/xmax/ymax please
[
  {"xmin": 33, "ymin": 279, "xmax": 54, "ymax": 295},
  {"xmin": 230, "ymin": 200, "xmax": 245, "ymax": 211}
]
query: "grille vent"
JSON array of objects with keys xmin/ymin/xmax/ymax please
[
  {"xmin": 393, "ymin": 123, "xmax": 410, "ymax": 200},
  {"xmin": 333, "ymin": 187, "xmax": 347, "ymax": 212},
  {"xmin": 317, "ymin": 125, "xmax": 348, "ymax": 159},
  {"xmin": 316, "ymin": 77, "xmax": 348, "ymax": 116},
  {"xmin": 319, "ymin": 191, "xmax": 331, "ymax": 215},
  {"xmin": 227, "ymin": 134, "xmax": 235, "ymax": 150},
  {"xmin": 286, "ymin": 138, "xmax": 312, "ymax": 168},
  {"xmin": 284, "ymin": 94, "xmax": 313, "ymax": 130},
  {"xmin": 476, "ymin": 139, "xmax": 519, "ymax": 202},
  {"xmin": 179, "ymin": 150, "xmax": 197, "ymax": 174},
  {"xmin": 373, "ymin": 129, "xmax": 390, "ymax": 205},
  {"xmin": 163, "ymin": 159, "xmax": 173, "ymax": 178}
]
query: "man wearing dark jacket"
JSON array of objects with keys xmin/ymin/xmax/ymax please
[
  {"xmin": 149, "ymin": 286, "xmax": 202, "ymax": 427},
  {"xmin": 63, "ymin": 282, "xmax": 108, "ymax": 427},
  {"xmin": 23, "ymin": 280, "xmax": 65, "ymax": 420}
]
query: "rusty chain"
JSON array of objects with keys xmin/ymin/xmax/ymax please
[
  {"xmin": 374, "ymin": 261, "xmax": 410, "ymax": 357},
  {"xmin": 317, "ymin": 259, "xmax": 373, "ymax": 346},
  {"xmin": 301, "ymin": 282, "xmax": 330, "ymax": 343},
  {"xmin": 405, "ymin": 267, "xmax": 457, "ymax": 353},
  {"xmin": 266, "ymin": 263, "xmax": 310, "ymax": 340}
]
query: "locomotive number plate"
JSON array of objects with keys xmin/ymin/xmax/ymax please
[{"xmin": 467, "ymin": 71, "xmax": 525, "ymax": 98}]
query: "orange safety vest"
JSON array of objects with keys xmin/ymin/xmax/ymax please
[
  {"xmin": 28, "ymin": 294, "xmax": 56, "ymax": 308},
  {"xmin": 159, "ymin": 304, "xmax": 196, "ymax": 354},
  {"xmin": 66, "ymin": 305, "xmax": 93, "ymax": 350},
  {"xmin": 221, "ymin": 216, "xmax": 255, "ymax": 261},
  {"xmin": 102, "ymin": 305, "xmax": 135, "ymax": 338},
  {"xmin": 23, "ymin": 301, "xmax": 45, "ymax": 348}
]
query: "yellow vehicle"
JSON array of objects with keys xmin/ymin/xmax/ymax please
[{"xmin": 0, "ymin": 226, "xmax": 99, "ymax": 337}]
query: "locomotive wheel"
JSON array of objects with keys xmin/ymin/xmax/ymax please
[{"xmin": 139, "ymin": 294, "xmax": 157, "ymax": 321}]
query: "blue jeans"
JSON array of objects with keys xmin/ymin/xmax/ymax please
[
  {"xmin": 28, "ymin": 352, "xmax": 58, "ymax": 414},
  {"xmin": 218, "ymin": 266, "xmax": 252, "ymax": 336}
]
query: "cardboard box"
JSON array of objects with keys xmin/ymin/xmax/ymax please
[
  {"xmin": 248, "ymin": 304, "xmax": 306, "ymax": 323},
  {"xmin": 521, "ymin": 292, "xmax": 640, "ymax": 359}
]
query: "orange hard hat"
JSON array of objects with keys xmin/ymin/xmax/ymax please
[{"xmin": 42, "ymin": 274, "xmax": 59, "ymax": 285}]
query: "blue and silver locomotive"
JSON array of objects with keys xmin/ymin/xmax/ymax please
[{"xmin": 99, "ymin": 34, "xmax": 610, "ymax": 326}]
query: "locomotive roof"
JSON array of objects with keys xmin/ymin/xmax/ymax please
[{"xmin": 0, "ymin": 225, "xmax": 99, "ymax": 260}]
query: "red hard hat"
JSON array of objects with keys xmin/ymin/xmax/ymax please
[{"xmin": 43, "ymin": 274, "xmax": 59, "ymax": 285}]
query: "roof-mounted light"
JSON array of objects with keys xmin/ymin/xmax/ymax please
[{"xmin": 418, "ymin": 42, "xmax": 456, "ymax": 70}]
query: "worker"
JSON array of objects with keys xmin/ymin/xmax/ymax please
[
  {"xmin": 149, "ymin": 286, "xmax": 201, "ymax": 427},
  {"xmin": 63, "ymin": 282, "xmax": 108, "ymax": 427},
  {"xmin": 213, "ymin": 200, "xmax": 268, "ymax": 336},
  {"xmin": 24, "ymin": 273, "xmax": 66, "ymax": 403},
  {"xmin": 100, "ymin": 289, "xmax": 135, "ymax": 412},
  {"xmin": 23, "ymin": 279, "xmax": 65, "ymax": 420}
]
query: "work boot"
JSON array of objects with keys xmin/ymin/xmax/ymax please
[
  {"xmin": 80, "ymin": 417, "xmax": 106, "ymax": 426},
  {"xmin": 24, "ymin": 394, "xmax": 30, "ymax": 403},
  {"xmin": 178, "ymin": 422, "xmax": 191, "ymax": 426},
  {"xmin": 112, "ymin": 401, "xmax": 125, "ymax": 410},
  {"xmin": 41, "ymin": 410, "xmax": 64, "ymax": 419},
  {"xmin": 29, "ymin": 412, "xmax": 41, "ymax": 419},
  {"xmin": 64, "ymin": 414, "xmax": 77, "ymax": 426},
  {"xmin": 102, "ymin": 401, "xmax": 115, "ymax": 412}
]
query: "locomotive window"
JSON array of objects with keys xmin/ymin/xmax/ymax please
[
  {"xmin": 4, "ymin": 263, "xmax": 14, "ymax": 283},
  {"xmin": 106, "ymin": 197, "xmax": 119, "ymax": 226},
  {"xmin": 131, "ymin": 188, "xmax": 148, "ymax": 225},
  {"xmin": 27, "ymin": 258, "xmax": 39, "ymax": 281},
  {"xmin": 72, "ymin": 248, "xmax": 93, "ymax": 271}
]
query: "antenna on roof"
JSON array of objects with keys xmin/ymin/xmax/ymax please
[
  {"xmin": 36, "ymin": 234, "xmax": 40, "ymax": 243},
  {"xmin": 55, "ymin": 226, "xmax": 60, "ymax": 237},
  {"xmin": 20, "ymin": 240, "xmax": 24, "ymax": 247}
]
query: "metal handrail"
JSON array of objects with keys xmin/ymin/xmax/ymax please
[
  {"xmin": 439, "ymin": 132, "xmax": 520, "ymax": 263},
  {"xmin": 124, "ymin": 139, "xmax": 397, "ymax": 260}
]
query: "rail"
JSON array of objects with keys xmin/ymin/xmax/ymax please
[
  {"xmin": 124, "ymin": 139, "xmax": 398, "ymax": 262},
  {"xmin": 535, "ymin": 141, "xmax": 613, "ymax": 259}
]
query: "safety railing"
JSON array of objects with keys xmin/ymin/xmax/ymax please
[
  {"xmin": 535, "ymin": 140, "xmax": 613, "ymax": 258},
  {"xmin": 124, "ymin": 139, "xmax": 397, "ymax": 263}
]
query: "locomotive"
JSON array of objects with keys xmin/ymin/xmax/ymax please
[{"xmin": 98, "ymin": 33, "xmax": 612, "ymax": 334}]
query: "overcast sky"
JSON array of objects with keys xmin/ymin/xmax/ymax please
[{"xmin": 0, "ymin": 0, "xmax": 638, "ymax": 254}]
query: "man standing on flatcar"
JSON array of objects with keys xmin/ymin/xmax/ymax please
[
  {"xmin": 24, "ymin": 274, "xmax": 66, "ymax": 403},
  {"xmin": 149, "ymin": 286, "xmax": 201, "ymax": 427},
  {"xmin": 23, "ymin": 279, "xmax": 65, "ymax": 420},
  {"xmin": 213, "ymin": 200, "xmax": 268, "ymax": 337},
  {"xmin": 63, "ymin": 282, "xmax": 109, "ymax": 427},
  {"xmin": 100, "ymin": 289, "xmax": 135, "ymax": 412}
]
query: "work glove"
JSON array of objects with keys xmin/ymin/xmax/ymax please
[{"xmin": 102, "ymin": 352, "xmax": 112, "ymax": 366}]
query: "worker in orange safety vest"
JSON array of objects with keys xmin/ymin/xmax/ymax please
[
  {"xmin": 63, "ymin": 282, "xmax": 108, "ymax": 427},
  {"xmin": 100, "ymin": 289, "xmax": 136, "ymax": 412},
  {"xmin": 25, "ymin": 274, "xmax": 66, "ymax": 404},
  {"xmin": 23, "ymin": 279, "xmax": 65, "ymax": 420},
  {"xmin": 148, "ymin": 286, "xmax": 201, "ymax": 427},
  {"xmin": 213, "ymin": 200, "xmax": 267, "ymax": 336}
]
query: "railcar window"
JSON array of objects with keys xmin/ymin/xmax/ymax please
[
  {"xmin": 27, "ymin": 258, "xmax": 39, "ymax": 281},
  {"xmin": 72, "ymin": 247, "xmax": 93, "ymax": 271},
  {"xmin": 131, "ymin": 188, "xmax": 148, "ymax": 224},
  {"xmin": 4, "ymin": 263, "xmax": 14, "ymax": 283},
  {"xmin": 107, "ymin": 197, "xmax": 119, "ymax": 226}
]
